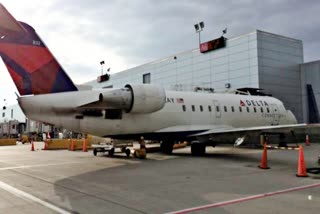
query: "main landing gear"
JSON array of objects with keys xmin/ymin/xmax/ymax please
[
  {"xmin": 160, "ymin": 140, "xmax": 174, "ymax": 154},
  {"xmin": 191, "ymin": 142, "xmax": 206, "ymax": 156}
]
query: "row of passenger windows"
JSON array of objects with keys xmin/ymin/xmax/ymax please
[{"xmin": 182, "ymin": 105, "xmax": 271, "ymax": 113}]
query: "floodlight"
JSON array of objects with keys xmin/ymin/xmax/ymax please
[
  {"xmin": 199, "ymin": 21, "xmax": 204, "ymax": 29},
  {"xmin": 194, "ymin": 24, "xmax": 199, "ymax": 31}
]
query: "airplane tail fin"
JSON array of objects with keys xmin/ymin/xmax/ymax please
[{"xmin": 0, "ymin": 4, "xmax": 78, "ymax": 95}]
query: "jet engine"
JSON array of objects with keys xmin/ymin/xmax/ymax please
[{"xmin": 98, "ymin": 84, "xmax": 166, "ymax": 114}]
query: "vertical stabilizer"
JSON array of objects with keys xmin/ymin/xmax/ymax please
[{"xmin": 0, "ymin": 4, "xmax": 78, "ymax": 95}]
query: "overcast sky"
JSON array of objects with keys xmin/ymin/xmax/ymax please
[{"xmin": 0, "ymin": 0, "xmax": 320, "ymax": 105}]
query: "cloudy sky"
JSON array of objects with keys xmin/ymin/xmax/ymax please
[{"xmin": 0, "ymin": 0, "xmax": 319, "ymax": 105}]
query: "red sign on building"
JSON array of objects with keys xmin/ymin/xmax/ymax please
[{"xmin": 200, "ymin": 37, "xmax": 226, "ymax": 53}]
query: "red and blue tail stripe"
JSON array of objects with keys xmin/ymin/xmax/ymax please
[{"xmin": 0, "ymin": 4, "xmax": 77, "ymax": 95}]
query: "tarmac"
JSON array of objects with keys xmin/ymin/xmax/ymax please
[{"xmin": 0, "ymin": 142, "xmax": 319, "ymax": 214}]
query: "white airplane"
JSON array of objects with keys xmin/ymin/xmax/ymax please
[{"xmin": 0, "ymin": 4, "xmax": 317, "ymax": 155}]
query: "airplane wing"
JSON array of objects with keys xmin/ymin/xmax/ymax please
[
  {"xmin": 189, "ymin": 123, "xmax": 320, "ymax": 137},
  {"xmin": 155, "ymin": 125, "xmax": 234, "ymax": 133}
]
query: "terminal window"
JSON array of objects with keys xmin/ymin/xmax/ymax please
[{"xmin": 143, "ymin": 73, "xmax": 151, "ymax": 84}]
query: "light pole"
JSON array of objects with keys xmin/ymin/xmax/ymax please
[
  {"xmin": 194, "ymin": 21, "xmax": 205, "ymax": 46},
  {"xmin": 100, "ymin": 60, "xmax": 105, "ymax": 75}
]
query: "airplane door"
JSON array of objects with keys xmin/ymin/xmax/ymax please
[
  {"xmin": 270, "ymin": 104, "xmax": 280, "ymax": 125},
  {"xmin": 213, "ymin": 100, "xmax": 221, "ymax": 118}
]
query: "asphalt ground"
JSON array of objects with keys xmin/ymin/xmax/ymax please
[{"xmin": 0, "ymin": 142, "xmax": 319, "ymax": 214}]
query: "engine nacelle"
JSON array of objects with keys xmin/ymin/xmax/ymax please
[
  {"xmin": 125, "ymin": 84, "xmax": 166, "ymax": 113},
  {"xmin": 96, "ymin": 84, "xmax": 166, "ymax": 114}
]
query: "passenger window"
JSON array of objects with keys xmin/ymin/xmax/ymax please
[
  {"xmin": 224, "ymin": 106, "xmax": 227, "ymax": 112},
  {"xmin": 253, "ymin": 107, "xmax": 257, "ymax": 113},
  {"xmin": 192, "ymin": 105, "xmax": 195, "ymax": 112},
  {"xmin": 182, "ymin": 105, "xmax": 186, "ymax": 112},
  {"xmin": 208, "ymin": 106, "xmax": 212, "ymax": 112},
  {"xmin": 216, "ymin": 106, "xmax": 220, "ymax": 112},
  {"xmin": 239, "ymin": 107, "xmax": 242, "ymax": 112},
  {"xmin": 261, "ymin": 107, "xmax": 263, "ymax": 113},
  {"xmin": 246, "ymin": 107, "xmax": 250, "ymax": 112},
  {"xmin": 267, "ymin": 108, "xmax": 270, "ymax": 113},
  {"xmin": 231, "ymin": 106, "xmax": 234, "ymax": 112},
  {"xmin": 200, "ymin": 105, "xmax": 203, "ymax": 112}
]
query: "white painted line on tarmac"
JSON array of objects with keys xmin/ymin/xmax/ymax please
[
  {"xmin": 0, "ymin": 158, "xmax": 34, "ymax": 163},
  {"xmin": 0, "ymin": 180, "xmax": 71, "ymax": 214},
  {"xmin": 0, "ymin": 162, "xmax": 80, "ymax": 171},
  {"xmin": 167, "ymin": 182, "xmax": 320, "ymax": 214}
]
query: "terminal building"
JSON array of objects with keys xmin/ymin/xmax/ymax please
[
  {"xmin": 0, "ymin": 104, "xmax": 51, "ymax": 138},
  {"xmin": 0, "ymin": 104, "xmax": 25, "ymax": 137},
  {"xmin": 86, "ymin": 30, "xmax": 320, "ymax": 123}
]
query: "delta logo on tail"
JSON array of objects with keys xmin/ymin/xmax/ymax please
[
  {"xmin": 0, "ymin": 4, "xmax": 77, "ymax": 96},
  {"xmin": 240, "ymin": 100, "xmax": 269, "ymax": 107}
]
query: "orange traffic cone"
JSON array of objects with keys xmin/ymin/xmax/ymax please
[
  {"xmin": 31, "ymin": 141, "xmax": 35, "ymax": 151},
  {"xmin": 70, "ymin": 139, "xmax": 75, "ymax": 151},
  {"xmin": 296, "ymin": 145, "xmax": 308, "ymax": 177},
  {"xmin": 305, "ymin": 135, "xmax": 310, "ymax": 146},
  {"xmin": 43, "ymin": 140, "xmax": 48, "ymax": 150},
  {"xmin": 258, "ymin": 144, "xmax": 270, "ymax": 169},
  {"xmin": 82, "ymin": 139, "xmax": 88, "ymax": 152}
]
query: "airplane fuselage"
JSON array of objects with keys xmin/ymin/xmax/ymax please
[{"xmin": 18, "ymin": 89, "xmax": 297, "ymax": 141}]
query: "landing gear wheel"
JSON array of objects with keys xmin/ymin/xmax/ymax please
[
  {"xmin": 121, "ymin": 147, "xmax": 126, "ymax": 153},
  {"xmin": 93, "ymin": 149, "xmax": 98, "ymax": 156},
  {"xmin": 125, "ymin": 148, "xmax": 131, "ymax": 157},
  {"xmin": 191, "ymin": 143, "xmax": 206, "ymax": 156},
  {"xmin": 278, "ymin": 134, "xmax": 287, "ymax": 147},
  {"xmin": 160, "ymin": 141, "xmax": 174, "ymax": 154},
  {"xmin": 108, "ymin": 148, "xmax": 115, "ymax": 157}
]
